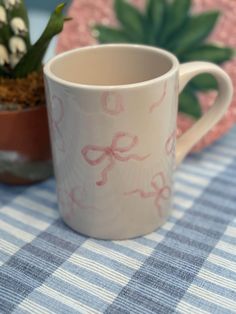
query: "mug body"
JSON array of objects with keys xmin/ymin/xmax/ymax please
[{"xmin": 44, "ymin": 44, "xmax": 179, "ymax": 240}]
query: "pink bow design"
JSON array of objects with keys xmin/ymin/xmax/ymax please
[
  {"xmin": 149, "ymin": 81, "xmax": 167, "ymax": 113},
  {"xmin": 125, "ymin": 172, "xmax": 171, "ymax": 217},
  {"xmin": 175, "ymin": 78, "xmax": 179, "ymax": 94},
  {"xmin": 101, "ymin": 91, "xmax": 124, "ymax": 116},
  {"xmin": 166, "ymin": 130, "xmax": 176, "ymax": 157},
  {"xmin": 82, "ymin": 132, "xmax": 150, "ymax": 186},
  {"xmin": 49, "ymin": 95, "xmax": 65, "ymax": 153},
  {"xmin": 58, "ymin": 185, "xmax": 97, "ymax": 221}
]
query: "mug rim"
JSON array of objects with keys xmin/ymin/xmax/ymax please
[{"xmin": 44, "ymin": 44, "xmax": 179, "ymax": 90}]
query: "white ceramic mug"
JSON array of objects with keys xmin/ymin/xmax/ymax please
[{"xmin": 44, "ymin": 44, "xmax": 233, "ymax": 240}]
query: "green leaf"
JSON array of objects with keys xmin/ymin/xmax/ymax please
[
  {"xmin": 146, "ymin": 0, "xmax": 166, "ymax": 43},
  {"xmin": 181, "ymin": 44, "xmax": 234, "ymax": 64},
  {"xmin": 12, "ymin": 3, "xmax": 67, "ymax": 78},
  {"xmin": 179, "ymin": 87, "xmax": 202, "ymax": 119},
  {"xmin": 168, "ymin": 11, "xmax": 220, "ymax": 55},
  {"xmin": 114, "ymin": 0, "xmax": 144, "ymax": 41},
  {"xmin": 191, "ymin": 73, "xmax": 218, "ymax": 91},
  {"xmin": 160, "ymin": 0, "xmax": 190, "ymax": 42},
  {"xmin": 55, "ymin": 3, "xmax": 65, "ymax": 14},
  {"xmin": 181, "ymin": 44, "xmax": 233, "ymax": 64},
  {"xmin": 93, "ymin": 25, "xmax": 131, "ymax": 43}
]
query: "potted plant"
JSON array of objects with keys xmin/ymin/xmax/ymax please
[{"xmin": 0, "ymin": 1, "xmax": 69, "ymax": 184}]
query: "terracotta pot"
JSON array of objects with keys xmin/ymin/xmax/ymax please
[{"xmin": 0, "ymin": 105, "xmax": 53, "ymax": 185}]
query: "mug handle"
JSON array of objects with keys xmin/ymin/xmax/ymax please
[{"xmin": 176, "ymin": 61, "xmax": 233, "ymax": 165}]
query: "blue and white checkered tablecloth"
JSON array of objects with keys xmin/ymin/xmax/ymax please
[{"xmin": 0, "ymin": 126, "xmax": 236, "ymax": 314}]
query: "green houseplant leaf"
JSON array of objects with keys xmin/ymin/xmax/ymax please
[
  {"xmin": 179, "ymin": 87, "xmax": 202, "ymax": 119},
  {"xmin": 146, "ymin": 0, "xmax": 166, "ymax": 44},
  {"xmin": 191, "ymin": 73, "xmax": 218, "ymax": 91},
  {"xmin": 114, "ymin": 0, "xmax": 144, "ymax": 41},
  {"xmin": 13, "ymin": 3, "xmax": 67, "ymax": 78},
  {"xmin": 93, "ymin": 25, "xmax": 131, "ymax": 43},
  {"xmin": 181, "ymin": 44, "xmax": 234, "ymax": 63},
  {"xmin": 168, "ymin": 11, "xmax": 220, "ymax": 55},
  {"xmin": 160, "ymin": 0, "xmax": 191, "ymax": 43}
]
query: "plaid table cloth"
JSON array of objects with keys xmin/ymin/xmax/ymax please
[{"xmin": 0, "ymin": 126, "xmax": 236, "ymax": 314}]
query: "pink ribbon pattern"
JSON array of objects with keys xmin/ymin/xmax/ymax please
[
  {"xmin": 174, "ymin": 78, "xmax": 179, "ymax": 108},
  {"xmin": 101, "ymin": 91, "xmax": 124, "ymax": 116},
  {"xmin": 58, "ymin": 185, "xmax": 97, "ymax": 221},
  {"xmin": 149, "ymin": 81, "xmax": 167, "ymax": 113},
  {"xmin": 49, "ymin": 95, "xmax": 65, "ymax": 153},
  {"xmin": 125, "ymin": 172, "xmax": 171, "ymax": 217},
  {"xmin": 82, "ymin": 132, "xmax": 150, "ymax": 186},
  {"xmin": 174, "ymin": 77, "xmax": 179, "ymax": 93},
  {"xmin": 166, "ymin": 130, "xmax": 176, "ymax": 157}
]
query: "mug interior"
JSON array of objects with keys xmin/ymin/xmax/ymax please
[{"xmin": 49, "ymin": 45, "xmax": 175, "ymax": 86}]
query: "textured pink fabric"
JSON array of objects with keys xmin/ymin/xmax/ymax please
[{"xmin": 57, "ymin": 0, "xmax": 236, "ymax": 152}]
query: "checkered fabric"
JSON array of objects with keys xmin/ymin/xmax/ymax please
[{"xmin": 0, "ymin": 127, "xmax": 236, "ymax": 314}]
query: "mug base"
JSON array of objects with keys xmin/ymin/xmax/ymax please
[{"xmin": 61, "ymin": 215, "xmax": 167, "ymax": 240}]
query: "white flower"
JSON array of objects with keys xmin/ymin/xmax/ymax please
[
  {"xmin": 3, "ymin": 0, "xmax": 21, "ymax": 10},
  {"xmin": 0, "ymin": 44, "xmax": 9, "ymax": 65},
  {"xmin": 9, "ymin": 36, "xmax": 26, "ymax": 55},
  {"xmin": 10, "ymin": 17, "xmax": 28, "ymax": 35},
  {"xmin": 0, "ymin": 6, "xmax": 7, "ymax": 25},
  {"xmin": 9, "ymin": 53, "xmax": 22, "ymax": 67}
]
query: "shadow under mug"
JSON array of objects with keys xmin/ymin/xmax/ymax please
[{"xmin": 44, "ymin": 44, "xmax": 233, "ymax": 240}]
